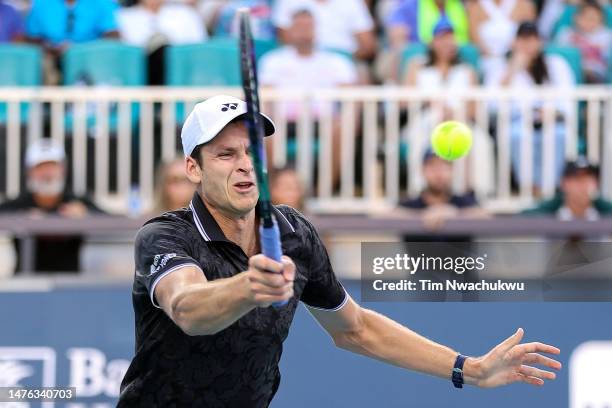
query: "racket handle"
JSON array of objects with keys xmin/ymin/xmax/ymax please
[{"xmin": 259, "ymin": 220, "xmax": 288, "ymax": 307}]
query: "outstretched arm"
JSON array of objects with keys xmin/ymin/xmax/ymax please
[{"xmin": 308, "ymin": 295, "xmax": 561, "ymax": 387}]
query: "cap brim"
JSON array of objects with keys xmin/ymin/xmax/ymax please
[{"xmin": 235, "ymin": 112, "xmax": 276, "ymax": 137}]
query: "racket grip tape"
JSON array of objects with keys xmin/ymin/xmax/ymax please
[{"xmin": 259, "ymin": 220, "xmax": 288, "ymax": 307}]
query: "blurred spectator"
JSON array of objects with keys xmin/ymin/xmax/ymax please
[
  {"xmin": 543, "ymin": 0, "xmax": 611, "ymax": 40},
  {"xmin": 118, "ymin": 0, "xmax": 207, "ymax": 85},
  {"xmin": 213, "ymin": 0, "xmax": 275, "ymax": 40},
  {"xmin": 403, "ymin": 18, "xmax": 495, "ymax": 195},
  {"xmin": 152, "ymin": 157, "xmax": 197, "ymax": 215},
  {"xmin": 270, "ymin": 167, "xmax": 305, "ymax": 211},
  {"xmin": 486, "ymin": 22, "xmax": 575, "ymax": 189},
  {"xmin": 522, "ymin": 158, "xmax": 612, "ymax": 219},
  {"xmin": 260, "ymin": 9, "xmax": 358, "ymax": 188},
  {"xmin": 404, "ymin": 18, "xmax": 478, "ymax": 116},
  {"xmin": 399, "ymin": 151, "xmax": 488, "ymax": 232},
  {"xmin": 25, "ymin": 0, "xmax": 119, "ymax": 84},
  {"xmin": 555, "ymin": 0, "xmax": 612, "ymax": 83},
  {"xmin": 272, "ymin": 0, "xmax": 377, "ymax": 61},
  {"xmin": 386, "ymin": 0, "xmax": 469, "ymax": 47},
  {"xmin": 0, "ymin": 0, "xmax": 24, "ymax": 42},
  {"xmin": 118, "ymin": 0, "xmax": 206, "ymax": 47},
  {"xmin": 466, "ymin": 0, "xmax": 536, "ymax": 79},
  {"xmin": 0, "ymin": 139, "xmax": 103, "ymax": 273}
]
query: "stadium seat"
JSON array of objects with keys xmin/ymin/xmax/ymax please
[
  {"xmin": 0, "ymin": 44, "xmax": 42, "ymax": 123},
  {"xmin": 165, "ymin": 38, "xmax": 277, "ymax": 86},
  {"xmin": 62, "ymin": 40, "xmax": 146, "ymax": 86},
  {"xmin": 544, "ymin": 45, "xmax": 584, "ymax": 84},
  {"xmin": 62, "ymin": 40, "xmax": 146, "ymax": 130},
  {"xmin": 399, "ymin": 43, "xmax": 481, "ymax": 80}
]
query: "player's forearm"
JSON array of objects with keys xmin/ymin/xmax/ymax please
[
  {"xmin": 170, "ymin": 274, "xmax": 254, "ymax": 336},
  {"xmin": 337, "ymin": 308, "xmax": 483, "ymax": 385}
]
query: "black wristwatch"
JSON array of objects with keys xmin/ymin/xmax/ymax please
[{"xmin": 452, "ymin": 354, "xmax": 468, "ymax": 388}]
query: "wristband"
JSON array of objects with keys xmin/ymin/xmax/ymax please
[{"xmin": 452, "ymin": 354, "xmax": 468, "ymax": 389}]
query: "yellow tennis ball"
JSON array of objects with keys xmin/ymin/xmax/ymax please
[{"xmin": 430, "ymin": 121, "xmax": 473, "ymax": 161}]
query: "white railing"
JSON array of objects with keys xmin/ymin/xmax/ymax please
[{"xmin": 0, "ymin": 86, "xmax": 610, "ymax": 214}]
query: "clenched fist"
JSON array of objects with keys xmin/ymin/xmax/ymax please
[{"xmin": 241, "ymin": 254, "xmax": 296, "ymax": 307}]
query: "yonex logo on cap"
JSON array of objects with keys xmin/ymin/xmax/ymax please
[{"xmin": 221, "ymin": 103, "xmax": 238, "ymax": 112}]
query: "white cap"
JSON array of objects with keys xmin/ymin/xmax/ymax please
[
  {"xmin": 25, "ymin": 139, "xmax": 66, "ymax": 168},
  {"xmin": 181, "ymin": 94, "xmax": 275, "ymax": 157}
]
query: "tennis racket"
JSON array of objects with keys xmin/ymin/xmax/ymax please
[{"xmin": 238, "ymin": 9, "xmax": 287, "ymax": 307}]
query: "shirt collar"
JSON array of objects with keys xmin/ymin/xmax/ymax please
[{"xmin": 189, "ymin": 192, "xmax": 295, "ymax": 243}]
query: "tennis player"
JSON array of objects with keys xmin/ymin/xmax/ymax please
[{"xmin": 118, "ymin": 95, "xmax": 561, "ymax": 407}]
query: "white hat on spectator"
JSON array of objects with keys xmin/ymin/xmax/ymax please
[
  {"xmin": 25, "ymin": 139, "xmax": 66, "ymax": 168},
  {"xmin": 181, "ymin": 94, "xmax": 275, "ymax": 157}
]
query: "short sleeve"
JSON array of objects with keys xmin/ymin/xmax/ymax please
[
  {"xmin": 98, "ymin": 0, "xmax": 119, "ymax": 34},
  {"xmin": 135, "ymin": 219, "xmax": 201, "ymax": 308},
  {"xmin": 25, "ymin": 1, "xmax": 42, "ymax": 38},
  {"xmin": 258, "ymin": 51, "xmax": 280, "ymax": 85},
  {"xmin": 349, "ymin": 0, "xmax": 374, "ymax": 33},
  {"xmin": 386, "ymin": 0, "xmax": 417, "ymax": 27},
  {"xmin": 298, "ymin": 216, "xmax": 347, "ymax": 311},
  {"xmin": 8, "ymin": 7, "xmax": 24, "ymax": 39}
]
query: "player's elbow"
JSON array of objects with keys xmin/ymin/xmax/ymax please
[
  {"xmin": 170, "ymin": 294, "xmax": 217, "ymax": 336},
  {"xmin": 331, "ymin": 308, "xmax": 369, "ymax": 351}
]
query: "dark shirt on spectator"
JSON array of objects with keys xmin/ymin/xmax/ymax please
[
  {"xmin": 400, "ymin": 191, "xmax": 478, "ymax": 242},
  {"xmin": 0, "ymin": 191, "xmax": 103, "ymax": 273},
  {"xmin": 521, "ymin": 193, "xmax": 612, "ymax": 217}
]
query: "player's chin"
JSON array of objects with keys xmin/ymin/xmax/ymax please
[{"xmin": 230, "ymin": 193, "xmax": 259, "ymax": 212}]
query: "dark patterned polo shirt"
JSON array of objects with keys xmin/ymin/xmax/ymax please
[{"xmin": 119, "ymin": 192, "xmax": 347, "ymax": 407}]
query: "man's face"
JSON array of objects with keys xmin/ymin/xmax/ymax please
[
  {"xmin": 423, "ymin": 157, "xmax": 453, "ymax": 194},
  {"xmin": 27, "ymin": 161, "xmax": 66, "ymax": 196},
  {"xmin": 289, "ymin": 13, "xmax": 315, "ymax": 50},
  {"xmin": 562, "ymin": 172, "xmax": 598, "ymax": 205},
  {"xmin": 190, "ymin": 121, "xmax": 259, "ymax": 217}
]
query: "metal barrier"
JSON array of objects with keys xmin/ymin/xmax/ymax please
[{"xmin": 0, "ymin": 86, "xmax": 610, "ymax": 214}]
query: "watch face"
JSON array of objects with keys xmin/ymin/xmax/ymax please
[{"xmin": 453, "ymin": 367, "xmax": 463, "ymax": 374}]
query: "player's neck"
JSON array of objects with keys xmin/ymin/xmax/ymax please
[{"xmin": 209, "ymin": 205, "xmax": 258, "ymax": 255}]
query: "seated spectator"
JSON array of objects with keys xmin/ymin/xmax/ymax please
[
  {"xmin": 270, "ymin": 167, "xmax": 305, "ymax": 211},
  {"xmin": 555, "ymin": 0, "xmax": 612, "ymax": 83},
  {"xmin": 260, "ymin": 9, "xmax": 358, "ymax": 188},
  {"xmin": 118, "ymin": 0, "xmax": 207, "ymax": 85},
  {"xmin": 377, "ymin": 0, "xmax": 468, "ymax": 82},
  {"xmin": 0, "ymin": 0, "xmax": 24, "ymax": 42},
  {"xmin": 272, "ymin": 0, "xmax": 377, "ymax": 62},
  {"xmin": 486, "ymin": 22, "xmax": 575, "ymax": 190},
  {"xmin": 403, "ymin": 18, "xmax": 495, "ymax": 196},
  {"xmin": 151, "ymin": 157, "xmax": 197, "ymax": 215},
  {"xmin": 523, "ymin": 158, "xmax": 612, "ymax": 219},
  {"xmin": 0, "ymin": 139, "xmax": 103, "ymax": 272},
  {"xmin": 399, "ymin": 151, "xmax": 488, "ymax": 232},
  {"xmin": 466, "ymin": 0, "xmax": 536, "ymax": 79},
  {"xmin": 386, "ymin": 0, "xmax": 469, "ymax": 47},
  {"xmin": 213, "ymin": 0, "xmax": 275, "ymax": 40},
  {"xmin": 25, "ymin": 0, "xmax": 119, "ymax": 84}
]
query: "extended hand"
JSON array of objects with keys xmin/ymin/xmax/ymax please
[
  {"xmin": 472, "ymin": 328, "xmax": 561, "ymax": 388},
  {"xmin": 243, "ymin": 254, "xmax": 295, "ymax": 308}
]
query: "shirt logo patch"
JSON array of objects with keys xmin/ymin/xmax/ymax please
[
  {"xmin": 149, "ymin": 253, "xmax": 177, "ymax": 276},
  {"xmin": 221, "ymin": 103, "xmax": 238, "ymax": 112}
]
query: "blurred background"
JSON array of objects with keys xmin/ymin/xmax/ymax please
[{"xmin": 0, "ymin": 0, "xmax": 611, "ymax": 406}]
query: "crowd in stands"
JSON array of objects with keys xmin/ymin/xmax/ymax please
[
  {"xmin": 0, "ymin": 0, "xmax": 609, "ymax": 84},
  {"xmin": 0, "ymin": 0, "xmax": 611, "ymax": 274}
]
